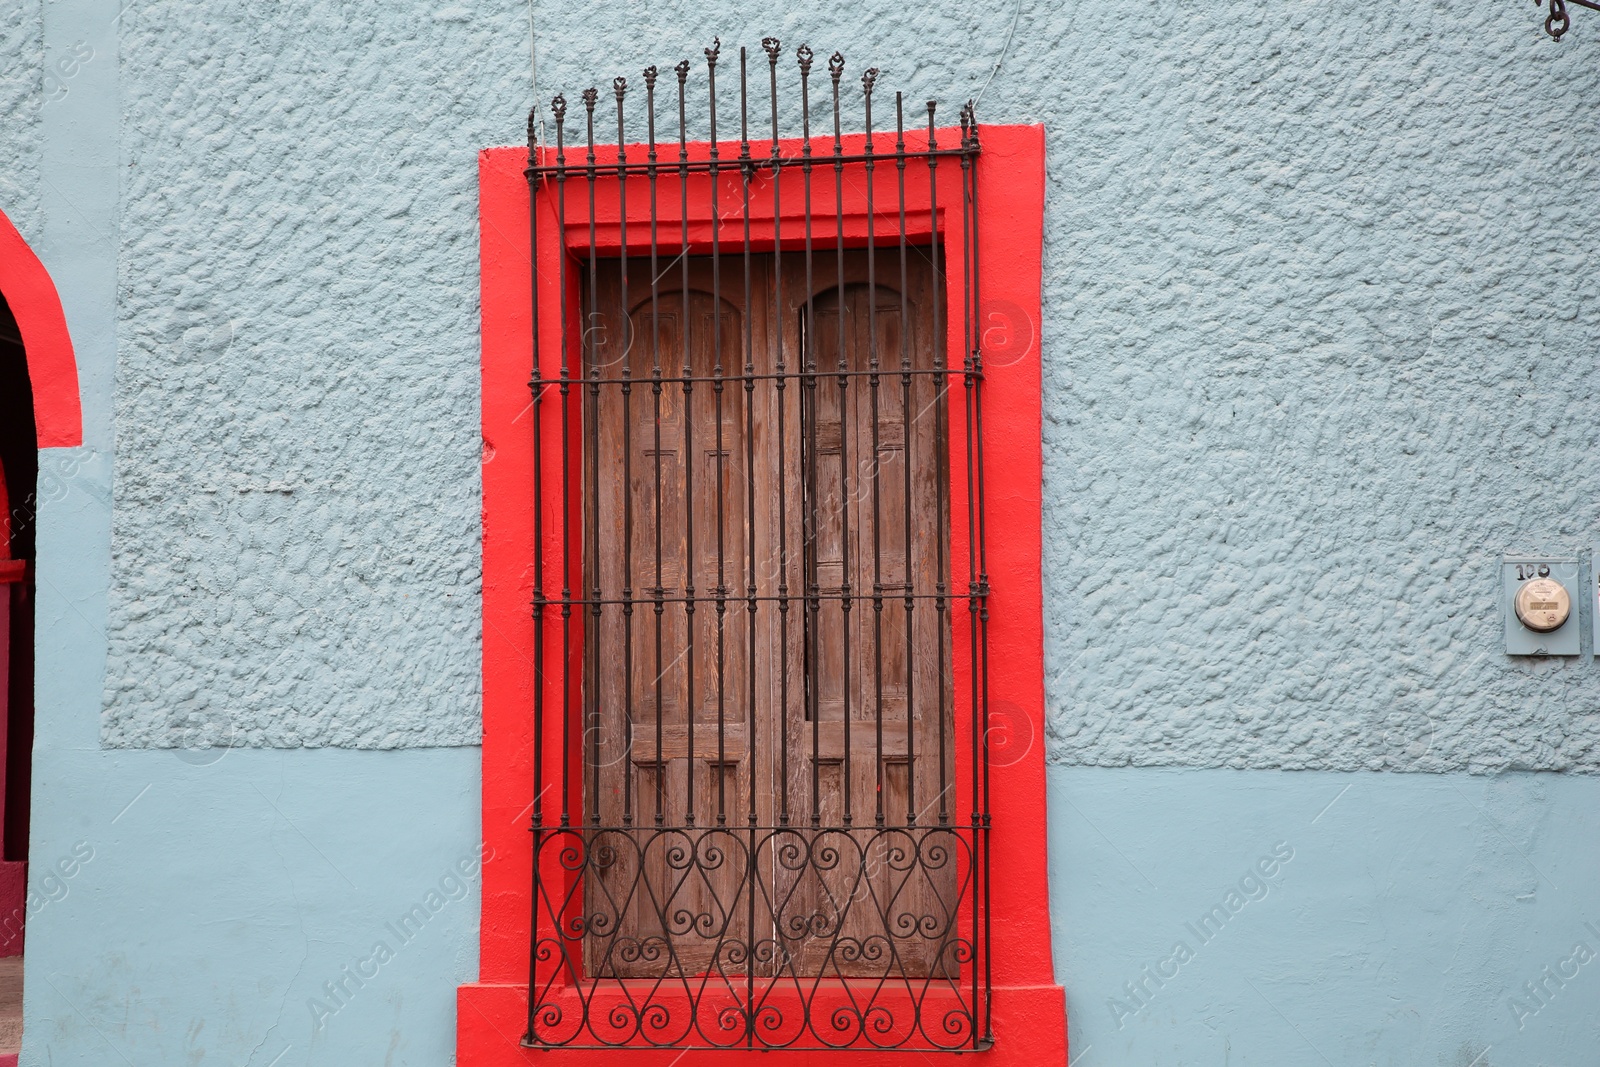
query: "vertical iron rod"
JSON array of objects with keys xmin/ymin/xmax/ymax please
[
  {"xmin": 554, "ymin": 95, "xmax": 572, "ymax": 830},
  {"xmin": 707, "ymin": 38, "xmax": 727, "ymax": 828},
  {"xmin": 615, "ymin": 76, "xmax": 635, "ymax": 826},
  {"xmin": 896, "ymin": 92, "xmax": 916, "ymax": 827},
  {"xmin": 958, "ymin": 100, "xmax": 980, "ymax": 1047},
  {"xmin": 582, "ymin": 87, "xmax": 602, "ymax": 826},
  {"xmin": 829, "ymin": 51, "xmax": 852, "ymax": 828},
  {"xmin": 739, "ymin": 48, "xmax": 757, "ymax": 832},
  {"xmin": 738, "ymin": 45, "xmax": 757, "ymax": 1042},
  {"xmin": 926, "ymin": 99, "xmax": 948, "ymax": 827},
  {"xmin": 862, "ymin": 68, "xmax": 883, "ymax": 828},
  {"xmin": 797, "ymin": 44, "xmax": 819, "ymax": 827},
  {"xmin": 965, "ymin": 103, "xmax": 994, "ymax": 1047},
  {"xmin": 646, "ymin": 66, "xmax": 666, "ymax": 825},
  {"xmin": 523, "ymin": 102, "xmax": 544, "ymax": 1036},
  {"xmin": 764, "ymin": 37, "xmax": 790, "ymax": 828},
  {"xmin": 676, "ymin": 60, "xmax": 697, "ymax": 826}
]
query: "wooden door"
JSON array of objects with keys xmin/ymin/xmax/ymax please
[
  {"xmin": 585, "ymin": 257, "xmax": 779, "ymax": 977},
  {"xmin": 582, "ymin": 250, "xmax": 952, "ymax": 980},
  {"xmin": 779, "ymin": 251, "xmax": 956, "ymax": 978}
]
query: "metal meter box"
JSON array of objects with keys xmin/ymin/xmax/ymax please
[{"xmin": 1503, "ymin": 554, "xmax": 1581, "ymax": 655}]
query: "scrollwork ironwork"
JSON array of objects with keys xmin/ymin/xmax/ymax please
[{"xmin": 526, "ymin": 823, "xmax": 984, "ymax": 1050}]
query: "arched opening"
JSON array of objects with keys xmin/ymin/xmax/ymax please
[
  {"xmin": 0, "ymin": 289, "xmax": 33, "ymax": 1065},
  {"xmin": 0, "ymin": 206, "xmax": 79, "ymax": 1067}
]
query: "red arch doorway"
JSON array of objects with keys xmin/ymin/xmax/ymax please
[{"xmin": 0, "ymin": 206, "xmax": 83, "ymax": 1067}]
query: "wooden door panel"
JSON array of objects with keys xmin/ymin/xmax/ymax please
[
  {"xmin": 782, "ymin": 254, "xmax": 956, "ymax": 979},
  {"xmin": 585, "ymin": 259, "xmax": 773, "ymax": 977},
  {"xmin": 580, "ymin": 250, "xmax": 952, "ymax": 981}
]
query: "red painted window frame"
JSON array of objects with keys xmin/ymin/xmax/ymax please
[{"xmin": 462, "ymin": 123, "xmax": 1065, "ymax": 1065}]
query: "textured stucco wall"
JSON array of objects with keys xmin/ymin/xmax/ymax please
[
  {"xmin": 6, "ymin": 1, "xmax": 1600, "ymax": 1065},
  {"xmin": 100, "ymin": 0, "xmax": 533, "ymax": 746},
  {"xmin": 1031, "ymin": 4, "xmax": 1600, "ymax": 774},
  {"xmin": 0, "ymin": 0, "xmax": 42, "ymax": 241},
  {"xmin": 96, "ymin": 0, "xmax": 1600, "ymax": 768},
  {"xmin": 9, "ymin": 5, "xmax": 485, "ymax": 1063}
]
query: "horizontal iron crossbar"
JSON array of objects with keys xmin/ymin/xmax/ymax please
[
  {"xmin": 534, "ymin": 367, "xmax": 973, "ymax": 387},
  {"xmin": 528, "ymin": 148, "xmax": 978, "ymax": 180}
]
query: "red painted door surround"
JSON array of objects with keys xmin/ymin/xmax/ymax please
[
  {"xmin": 463, "ymin": 125, "xmax": 1065, "ymax": 1065},
  {"xmin": 0, "ymin": 210, "xmax": 83, "ymax": 450}
]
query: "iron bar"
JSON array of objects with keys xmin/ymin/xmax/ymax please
[
  {"xmin": 554, "ymin": 94, "xmax": 572, "ymax": 830},
  {"xmin": 548, "ymin": 590, "xmax": 968, "ymax": 608},
  {"xmin": 958, "ymin": 98, "xmax": 980, "ymax": 1049},
  {"xmin": 646, "ymin": 65, "xmax": 666, "ymax": 827},
  {"xmin": 864, "ymin": 66, "xmax": 883, "ymax": 829},
  {"xmin": 829, "ymin": 50, "xmax": 853, "ymax": 829},
  {"xmin": 739, "ymin": 45, "xmax": 758, "ymax": 1044},
  {"xmin": 926, "ymin": 99, "xmax": 948, "ymax": 827},
  {"xmin": 965, "ymin": 102, "xmax": 994, "ymax": 1047},
  {"xmin": 765, "ymin": 36, "xmax": 792, "ymax": 831},
  {"xmin": 532, "ymin": 367, "xmax": 956, "ymax": 386},
  {"xmin": 583, "ymin": 86, "xmax": 602, "ymax": 828},
  {"xmin": 616, "ymin": 76, "xmax": 635, "ymax": 826},
  {"xmin": 677, "ymin": 59, "xmax": 697, "ymax": 827},
  {"xmin": 525, "ymin": 147, "xmax": 975, "ymax": 178},
  {"xmin": 523, "ymin": 101, "xmax": 545, "ymax": 1044},
  {"xmin": 799, "ymin": 43, "xmax": 820, "ymax": 829},
  {"xmin": 897, "ymin": 91, "xmax": 917, "ymax": 827}
]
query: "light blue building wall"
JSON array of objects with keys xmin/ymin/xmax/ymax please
[{"xmin": 3, "ymin": 0, "xmax": 1598, "ymax": 1064}]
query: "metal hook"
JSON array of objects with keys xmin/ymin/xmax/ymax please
[{"xmin": 1544, "ymin": 0, "xmax": 1571, "ymax": 38}]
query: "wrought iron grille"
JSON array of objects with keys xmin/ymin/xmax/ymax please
[{"xmin": 523, "ymin": 38, "xmax": 991, "ymax": 1052}]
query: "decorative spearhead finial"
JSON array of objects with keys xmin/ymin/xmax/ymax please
[
  {"xmin": 861, "ymin": 67, "xmax": 879, "ymax": 96},
  {"xmin": 551, "ymin": 94, "xmax": 567, "ymax": 122},
  {"xmin": 675, "ymin": 59, "xmax": 690, "ymax": 83},
  {"xmin": 705, "ymin": 36, "xmax": 721, "ymax": 65},
  {"xmin": 581, "ymin": 87, "xmax": 598, "ymax": 112},
  {"xmin": 828, "ymin": 51, "xmax": 844, "ymax": 81},
  {"xmin": 761, "ymin": 37, "xmax": 781, "ymax": 63},
  {"xmin": 527, "ymin": 106, "xmax": 538, "ymax": 141},
  {"xmin": 643, "ymin": 65, "xmax": 658, "ymax": 89},
  {"xmin": 796, "ymin": 44, "xmax": 814, "ymax": 76},
  {"xmin": 613, "ymin": 75, "xmax": 627, "ymax": 100}
]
